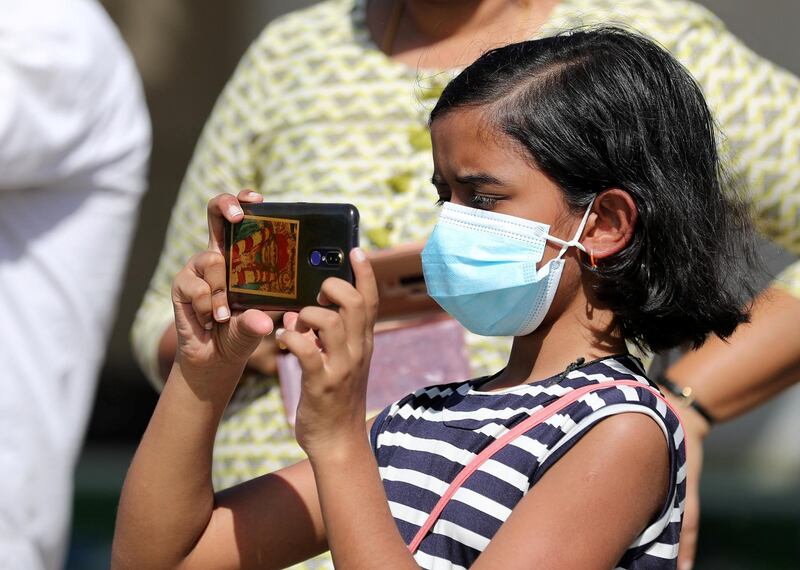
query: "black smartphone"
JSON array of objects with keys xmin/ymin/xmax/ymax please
[{"xmin": 224, "ymin": 202, "xmax": 360, "ymax": 311}]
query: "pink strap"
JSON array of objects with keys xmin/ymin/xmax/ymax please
[{"xmin": 407, "ymin": 379, "xmax": 680, "ymax": 554}]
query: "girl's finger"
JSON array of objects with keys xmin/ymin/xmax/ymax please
[
  {"xmin": 237, "ymin": 189, "xmax": 264, "ymax": 203},
  {"xmin": 318, "ymin": 277, "xmax": 366, "ymax": 351},
  {"xmin": 194, "ymin": 251, "xmax": 230, "ymax": 323},
  {"xmin": 172, "ymin": 266, "xmax": 213, "ymax": 334},
  {"xmin": 317, "ymin": 289, "xmax": 332, "ymax": 306},
  {"xmin": 282, "ymin": 311, "xmax": 299, "ymax": 330},
  {"xmin": 234, "ymin": 309, "xmax": 275, "ymax": 339},
  {"xmin": 295, "ymin": 306, "xmax": 349, "ymax": 368},
  {"xmin": 275, "ymin": 328, "xmax": 324, "ymax": 378},
  {"xmin": 350, "ymin": 248, "xmax": 379, "ymax": 330},
  {"xmin": 207, "ymin": 193, "xmax": 244, "ymax": 252},
  {"xmin": 280, "ymin": 311, "xmax": 313, "ymax": 350},
  {"xmin": 173, "ymin": 270, "xmax": 214, "ymax": 331}
]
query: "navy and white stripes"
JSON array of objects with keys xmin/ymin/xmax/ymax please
[{"xmin": 369, "ymin": 355, "xmax": 686, "ymax": 569}]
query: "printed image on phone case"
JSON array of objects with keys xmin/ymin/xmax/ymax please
[{"xmin": 229, "ymin": 214, "xmax": 299, "ymax": 299}]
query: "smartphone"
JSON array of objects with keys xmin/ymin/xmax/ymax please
[
  {"xmin": 368, "ymin": 242, "xmax": 443, "ymax": 321},
  {"xmin": 224, "ymin": 202, "xmax": 359, "ymax": 311}
]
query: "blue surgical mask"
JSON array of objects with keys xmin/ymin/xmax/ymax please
[{"xmin": 421, "ymin": 199, "xmax": 595, "ymax": 337}]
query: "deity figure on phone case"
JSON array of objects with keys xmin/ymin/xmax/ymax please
[{"xmin": 229, "ymin": 215, "xmax": 299, "ymax": 298}]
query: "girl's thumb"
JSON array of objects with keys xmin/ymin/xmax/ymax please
[{"xmin": 225, "ymin": 310, "xmax": 275, "ymax": 355}]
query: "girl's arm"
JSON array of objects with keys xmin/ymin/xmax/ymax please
[
  {"xmin": 273, "ymin": 250, "xmax": 420, "ymax": 569},
  {"xmin": 112, "ymin": 361, "xmax": 327, "ymax": 569},
  {"xmin": 115, "ymin": 191, "xmax": 418, "ymax": 569},
  {"xmin": 113, "ymin": 192, "xmax": 327, "ymax": 569}
]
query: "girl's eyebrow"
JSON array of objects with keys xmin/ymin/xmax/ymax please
[
  {"xmin": 455, "ymin": 172, "xmax": 506, "ymax": 187},
  {"xmin": 431, "ymin": 172, "xmax": 507, "ymax": 188}
]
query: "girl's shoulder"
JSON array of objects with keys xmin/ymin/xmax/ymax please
[{"xmin": 530, "ymin": 358, "xmax": 686, "ymax": 478}]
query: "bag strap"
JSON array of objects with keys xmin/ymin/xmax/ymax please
[{"xmin": 407, "ymin": 379, "xmax": 679, "ymax": 554}]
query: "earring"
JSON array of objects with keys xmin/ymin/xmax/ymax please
[{"xmin": 589, "ymin": 250, "xmax": 597, "ymax": 268}]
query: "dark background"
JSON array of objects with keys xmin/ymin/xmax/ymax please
[{"xmin": 69, "ymin": 2, "xmax": 800, "ymax": 568}]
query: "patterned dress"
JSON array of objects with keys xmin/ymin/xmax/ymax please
[
  {"xmin": 131, "ymin": 1, "xmax": 800, "ymax": 567},
  {"xmin": 370, "ymin": 355, "xmax": 686, "ymax": 569}
]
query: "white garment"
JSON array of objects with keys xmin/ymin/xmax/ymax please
[{"xmin": 0, "ymin": 1, "xmax": 150, "ymax": 568}]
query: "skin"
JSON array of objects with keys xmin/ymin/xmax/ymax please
[
  {"xmin": 369, "ymin": 0, "xmax": 561, "ymax": 66},
  {"xmin": 113, "ymin": 109, "xmax": 670, "ymax": 569}
]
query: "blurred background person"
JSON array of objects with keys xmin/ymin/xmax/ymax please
[
  {"xmin": 129, "ymin": 1, "xmax": 800, "ymax": 569},
  {"xmin": 0, "ymin": 0, "xmax": 150, "ymax": 568}
]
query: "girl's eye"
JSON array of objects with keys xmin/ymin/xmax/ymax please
[{"xmin": 471, "ymin": 194, "xmax": 499, "ymax": 210}]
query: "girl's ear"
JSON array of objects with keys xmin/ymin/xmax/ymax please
[{"xmin": 581, "ymin": 188, "xmax": 637, "ymax": 260}]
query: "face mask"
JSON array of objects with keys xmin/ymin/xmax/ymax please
[{"xmin": 421, "ymin": 199, "xmax": 595, "ymax": 337}]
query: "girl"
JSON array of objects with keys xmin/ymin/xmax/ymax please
[{"xmin": 113, "ymin": 28, "xmax": 752, "ymax": 569}]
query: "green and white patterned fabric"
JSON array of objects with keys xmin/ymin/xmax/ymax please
[{"xmin": 132, "ymin": 1, "xmax": 800, "ymax": 567}]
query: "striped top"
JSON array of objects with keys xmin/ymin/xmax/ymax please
[{"xmin": 370, "ymin": 355, "xmax": 686, "ymax": 569}]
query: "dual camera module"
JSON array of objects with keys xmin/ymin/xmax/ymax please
[{"xmin": 309, "ymin": 249, "xmax": 343, "ymax": 267}]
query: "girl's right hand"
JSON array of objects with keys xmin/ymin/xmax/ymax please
[{"xmin": 170, "ymin": 191, "xmax": 275, "ymax": 376}]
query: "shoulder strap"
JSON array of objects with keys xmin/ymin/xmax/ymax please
[{"xmin": 407, "ymin": 379, "xmax": 679, "ymax": 554}]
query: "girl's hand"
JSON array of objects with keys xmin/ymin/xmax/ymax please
[
  {"xmin": 171, "ymin": 191, "xmax": 275, "ymax": 377},
  {"xmin": 277, "ymin": 248, "xmax": 379, "ymax": 458}
]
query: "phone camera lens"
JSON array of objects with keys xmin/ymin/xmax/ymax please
[
  {"xmin": 309, "ymin": 250, "xmax": 322, "ymax": 266},
  {"xmin": 325, "ymin": 251, "xmax": 342, "ymax": 265}
]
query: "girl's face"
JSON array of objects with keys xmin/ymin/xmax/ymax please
[{"xmin": 430, "ymin": 106, "xmax": 584, "ymax": 268}]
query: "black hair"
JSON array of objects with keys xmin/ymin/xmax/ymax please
[{"xmin": 430, "ymin": 27, "xmax": 756, "ymax": 352}]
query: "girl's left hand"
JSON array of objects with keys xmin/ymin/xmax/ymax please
[{"xmin": 277, "ymin": 248, "xmax": 379, "ymax": 458}]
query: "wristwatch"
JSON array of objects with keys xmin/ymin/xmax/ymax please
[{"xmin": 656, "ymin": 374, "xmax": 715, "ymax": 425}]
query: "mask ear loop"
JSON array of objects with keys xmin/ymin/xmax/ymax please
[{"xmin": 545, "ymin": 196, "xmax": 597, "ymax": 259}]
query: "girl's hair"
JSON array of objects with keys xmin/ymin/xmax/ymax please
[{"xmin": 430, "ymin": 27, "xmax": 755, "ymax": 352}]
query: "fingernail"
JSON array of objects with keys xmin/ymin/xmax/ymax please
[
  {"xmin": 316, "ymin": 292, "xmax": 323, "ymax": 304},
  {"xmin": 275, "ymin": 328, "xmax": 287, "ymax": 350},
  {"xmin": 215, "ymin": 306, "xmax": 230, "ymax": 321},
  {"xmin": 247, "ymin": 191, "xmax": 261, "ymax": 199},
  {"xmin": 204, "ymin": 321, "xmax": 213, "ymax": 331},
  {"xmin": 352, "ymin": 247, "xmax": 366, "ymax": 262},
  {"xmin": 228, "ymin": 204, "xmax": 243, "ymax": 217},
  {"xmin": 681, "ymin": 561, "xmax": 693, "ymax": 570}
]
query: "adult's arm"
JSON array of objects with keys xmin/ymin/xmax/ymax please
[{"xmin": 665, "ymin": 287, "xmax": 800, "ymax": 569}]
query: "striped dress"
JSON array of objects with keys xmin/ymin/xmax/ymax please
[{"xmin": 370, "ymin": 355, "xmax": 686, "ymax": 569}]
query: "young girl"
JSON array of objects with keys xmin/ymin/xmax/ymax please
[{"xmin": 113, "ymin": 28, "xmax": 752, "ymax": 569}]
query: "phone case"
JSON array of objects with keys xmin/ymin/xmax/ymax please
[{"xmin": 224, "ymin": 202, "xmax": 359, "ymax": 311}]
